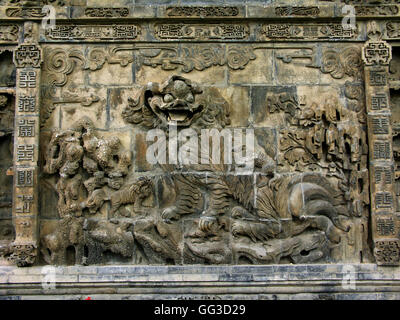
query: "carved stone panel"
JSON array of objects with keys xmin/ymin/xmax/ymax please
[
  {"xmin": 37, "ymin": 59, "xmax": 371, "ymax": 265},
  {"xmin": 1, "ymin": 2, "xmax": 399, "ymax": 271}
]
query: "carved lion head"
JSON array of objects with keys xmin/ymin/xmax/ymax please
[{"xmin": 122, "ymin": 75, "xmax": 231, "ymax": 129}]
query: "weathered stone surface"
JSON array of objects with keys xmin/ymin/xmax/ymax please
[{"xmin": 0, "ymin": 0, "xmax": 400, "ymax": 300}]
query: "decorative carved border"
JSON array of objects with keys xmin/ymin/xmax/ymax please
[
  {"xmin": 166, "ymin": 6, "xmax": 240, "ymax": 17},
  {"xmin": 2, "ymin": 4, "xmax": 400, "ymax": 20},
  {"xmin": 44, "ymin": 24, "xmax": 141, "ymax": 41},
  {"xmin": 362, "ymin": 28, "xmax": 399, "ymax": 266},
  {"xmin": 38, "ymin": 22, "xmax": 364, "ymax": 43},
  {"xmin": 9, "ymin": 22, "xmax": 42, "ymax": 267},
  {"xmin": 154, "ymin": 23, "xmax": 250, "ymax": 40},
  {"xmin": 1, "ymin": 13, "xmax": 399, "ymax": 269},
  {"xmin": 6, "ymin": 7, "xmax": 47, "ymax": 18},
  {"xmin": 275, "ymin": 6, "xmax": 320, "ymax": 16},
  {"xmin": 261, "ymin": 23, "xmax": 357, "ymax": 40},
  {"xmin": 84, "ymin": 7, "xmax": 129, "ymax": 18},
  {"xmin": 355, "ymin": 5, "xmax": 399, "ymax": 17}
]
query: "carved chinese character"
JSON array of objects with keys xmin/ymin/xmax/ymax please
[
  {"xmin": 375, "ymin": 167, "xmax": 392, "ymax": 185},
  {"xmin": 17, "ymin": 145, "xmax": 34, "ymax": 162},
  {"xmin": 18, "ymin": 95, "xmax": 36, "ymax": 112},
  {"xmin": 376, "ymin": 217, "xmax": 395, "ymax": 236},
  {"xmin": 15, "ymin": 195, "xmax": 33, "ymax": 213},
  {"xmin": 371, "ymin": 117, "xmax": 390, "ymax": 134},
  {"xmin": 16, "ymin": 169, "xmax": 34, "ymax": 187},
  {"xmin": 373, "ymin": 142, "xmax": 390, "ymax": 159},
  {"xmin": 19, "ymin": 70, "xmax": 36, "ymax": 88},
  {"xmin": 370, "ymin": 70, "xmax": 387, "ymax": 86},
  {"xmin": 375, "ymin": 192, "xmax": 393, "ymax": 209},
  {"xmin": 371, "ymin": 93, "xmax": 388, "ymax": 110},
  {"xmin": 15, "ymin": 219, "xmax": 32, "ymax": 238},
  {"xmin": 18, "ymin": 119, "xmax": 35, "ymax": 137},
  {"xmin": 303, "ymin": 25, "xmax": 319, "ymax": 38}
]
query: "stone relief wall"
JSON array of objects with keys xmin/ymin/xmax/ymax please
[
  {"xmin": 0, "ymin": 0, "xmax": 399, "ymax": 267},
  {"xmin": 35, "ymin": 42, "xmax": 370, "ymax": 266}
]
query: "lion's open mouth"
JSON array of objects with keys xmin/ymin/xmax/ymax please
[
  {"xmin": 164, "ymin": 109, "xmax": 196, "ymax": 123},
  {"xmin": 159, "ymin": 103, "xmax": 203, "ymax": 126}
]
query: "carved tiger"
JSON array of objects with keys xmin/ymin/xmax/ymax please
[
  {"xmin": 122, "ymin": 75, "xmax": 349, "ymax": 254},
  {"xmin": 109, "ymin": 177, "xmax": 153, "ymax": 216}
]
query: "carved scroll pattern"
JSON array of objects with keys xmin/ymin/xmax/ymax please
[{"xmin": 41, "ymin": 44, "xmax": 256, "ymax": 127}]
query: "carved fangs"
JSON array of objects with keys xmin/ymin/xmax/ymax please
[{"xmin": 145, "ymin": 76, "xmax": 204, "ymax": 126}]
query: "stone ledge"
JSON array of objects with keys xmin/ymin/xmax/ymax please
[
  {"xmin": 0, "ymin": 263, "xmax": 384, "ymax": 276},
  {"xmin": 0, "ymin": 264, "xmax": 399, "ymax": 299}
]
